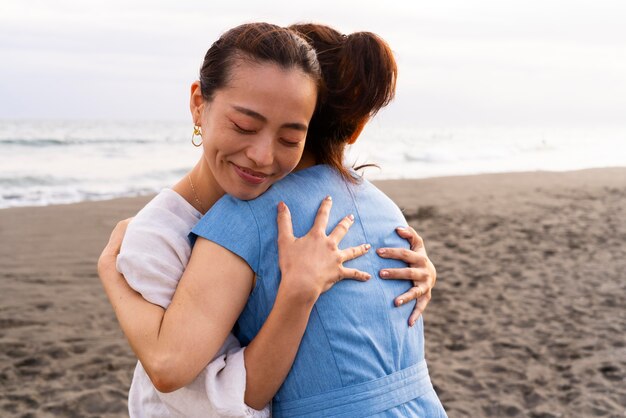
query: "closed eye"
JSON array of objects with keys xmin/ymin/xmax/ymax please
[
  {"xmin": 233, "ymin": 122, "xmax": 256, "ymax": 134},
  {"xmin": 280, "ymin": 139, "xmax": 302, "ymax": 147}
]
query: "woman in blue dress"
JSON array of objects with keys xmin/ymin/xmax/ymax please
[{"xmin": 99, "ymin": 22, "xmax": 444, "ymax": 416}]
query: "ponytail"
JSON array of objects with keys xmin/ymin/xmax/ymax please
[{"xmin": 289, "ymin": 23, "xmax": 397, "ymax": 181}]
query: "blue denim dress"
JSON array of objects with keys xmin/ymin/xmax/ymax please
[{"xmin": 192, "ymin": 165, "xmax": 447, "ymax": 417}]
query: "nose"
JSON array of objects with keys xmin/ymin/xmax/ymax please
[{"xmin": 245, "ymin": 135, "xmax": 274, "ymax": 167}]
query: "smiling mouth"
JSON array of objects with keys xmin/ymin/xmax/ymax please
[{"xmin": 231, "ymin": 163, "xmax": 270, "ymax": 185}]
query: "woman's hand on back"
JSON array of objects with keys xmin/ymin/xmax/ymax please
[
  {"xmin": 376, "ymin": 226, "xmax": 437, "ymax": 327},
  {"xmin": 276, "ymin": 196, "xmax": 371, "ymax": 305}
]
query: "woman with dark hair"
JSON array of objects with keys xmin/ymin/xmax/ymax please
[{"xmin": 98, "ymin": 22, "xmax": 442, "ymax": 417}]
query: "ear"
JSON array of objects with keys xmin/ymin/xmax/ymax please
[{"xmin": 190, "ymin": 81, "xmax": 205, "ymax": 125}]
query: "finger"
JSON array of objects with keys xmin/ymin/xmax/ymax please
[
  {"xmin": 427, "ymin": 260, "xmax": 437, "ymax": 287},
  {"xmin": 112, "ymin": 218, "xmax": 132, "ymax": 238},
  {"xmin": 312, "ymin": 196, "xmax": 333, "ymax": 234},
  {"xmin": 339, "ymin": 243, "xmax": 371, "ymax": 263},
  {"xmin": 276, "ymin": 201, "xmax": 294, "ymax": 244},
  {"xmin": 379, "ymin": 267, "xmax": 427, "ymax": 281},
  {"xmin": 328, "ymin": 214, "xmax": 355, "ymax": 243},
  {"xmin": 381, "ymin": 269, "xmax": 433, "ymax": 286},
  {"xmin": 396, "ymin": 226, "xmax": 424, "ymax": 251},
  {"xmin": 408, "ymin": 297, "xmax": 428, "ymax": 327},
  {"xmin": 117, "ymin": 218, "xmax": 132, "ymax": 233},
  {"xmin": 409, "ymin": 291, "xmax": 431, "ymax": 327},
  {"xmin": 105, "ymin": 218, "xmax": 133, "ymax": 254},
  {"xmin": 339, "ymin": 267, "xmax": 371, "ymax": 282},
  {"xmin": 376, "ymin": 247, "xmax": 427, "ymax": 266},
  {"xmin": 393, "ymin": 283, "xmax": 424, "ymax": 307}
]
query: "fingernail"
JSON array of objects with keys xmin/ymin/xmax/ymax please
[
  {"xmin": 409, "ymin": 321, "xmax": 415, "ymax": 327},
  {"xmin": 377, "ymin": 248, "xmax": 386, "ymax": 255},
  {"xmin": 397, "ymin": 299, "xmax": 404, "ymax": 306},
  {"xmin": 364, "ymin": 243, "xmax": 371, "ymax": 251},
  {"xmin": 325, "ymin": 195, "xmax": 332, "ymax": 201},
  {"xmin": 365, "ymin": 273, "xmax": 371, "ymax": 279},
  {"xmin": 348, "ymin": 214, "xmax": 354, "ymax": 221},
  {"xmin": 397, "ymin": 226, "xmax": 406, "ymax": 231},
  {"xmin": 380, "ymin": 270, "xmax": 389, "ymax": 278},
  {"xmin": 278, "ymin": 201, "xmax": 286, "ymax": 212}
]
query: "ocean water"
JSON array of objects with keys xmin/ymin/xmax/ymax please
[{"xmin": 1, "ymin": 120, "xmax": 624, "ymax": 209}]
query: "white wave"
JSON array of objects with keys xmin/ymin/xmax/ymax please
[{"xmin": 1, "ymin": 120, "xmax": 625, "ymax": 208}]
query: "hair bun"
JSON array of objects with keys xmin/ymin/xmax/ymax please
[{"xmin": 289, "ymin": 23, "xmax": 397, "ymax": 180}]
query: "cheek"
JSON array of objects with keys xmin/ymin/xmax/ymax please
[
  {"xmin": 201, "ymin": 141, "xmax": 216, "ymax": 167},
  {"xmin": 202, "ymin": 130, "xmax": 232, "ymax": 158},
  {"xmin": 278, "ymin": 149, "xmax": 304, "ymax": 174}
]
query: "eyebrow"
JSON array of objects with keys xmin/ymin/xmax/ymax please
[{"xmin": 232, "ymin": 105, "xmax": 308, "ymax": 132}]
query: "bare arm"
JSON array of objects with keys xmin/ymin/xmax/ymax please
[
  {"xmin": 97, "ymin": 197, "xmax": 370, "ymax": 405},
  {"xmin": 99, "ymin": 229, "xmax": 253, "ymax": 392},
  {"xmin": 244, "ymin": 197, "xmax": 372, "ymax": 408},
  {"xmin": 243, "ymin": 209, "xmax": 440, "ymax": 406}
]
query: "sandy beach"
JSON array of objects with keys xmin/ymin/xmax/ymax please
[{"xmin": 1, "ymin": 167, "xmax": 625, "ymax": 417}]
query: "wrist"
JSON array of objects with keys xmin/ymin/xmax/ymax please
[{"xmin": 276, "ymin": 278, "xmax": 318, "ymax": 309}]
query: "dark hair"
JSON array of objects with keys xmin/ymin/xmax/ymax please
[
  {"xmin": 289, "ymin": 23, "xmax": 398, "ymax": 181},
  {"xmin": 199, "ymin": 22, "xmax": 321, "ymax": 102}
]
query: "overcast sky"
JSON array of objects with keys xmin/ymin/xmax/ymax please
[{"xmin": 1, "ymin": 0, "xmax": 625, "ymax": 128}]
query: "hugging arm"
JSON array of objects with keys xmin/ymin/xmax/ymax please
[
  {"xmin": 98, "ymin": 231, "xmax": 253, "ymax": 392},
  {"xmin": 243, "ymin": 198, "xmax": 375, "ymax": 408},
  {"xmin": 97, "ymin": 198, "xmax": 371, "ymax": 409},
  {"xmin": 97, "ymin": 202, "xmax": 437, "ymax": 409}
]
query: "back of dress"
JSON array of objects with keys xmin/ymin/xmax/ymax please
[{"xmin": 193, "ymin": 165, "xmax": 446, "ymax": 417}]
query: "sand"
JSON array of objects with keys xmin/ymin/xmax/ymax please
[{"xmin": 1, "ymin": 167, "xmax": 625, "ymax": 417}]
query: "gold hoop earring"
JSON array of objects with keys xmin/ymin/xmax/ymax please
[{"xmin": 191, "ymin": 125, "xmax": 203, "ymax": 147}]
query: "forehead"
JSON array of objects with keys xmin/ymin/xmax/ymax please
[
  {"xmin": 212, "ymin": 59, "xmax": 318, "ymax": 122},
  {"xmin": 225, "ymin": 57, "xmax": 316, "ymax": 90}
]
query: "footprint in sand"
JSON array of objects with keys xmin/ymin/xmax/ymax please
[
  {"xmin": 599, "ymin": 365, "xmax": 622, "ymax": 382},
  {"xmin": 15, "ymin": 357, "xmax": 48, "ymax": 368}
]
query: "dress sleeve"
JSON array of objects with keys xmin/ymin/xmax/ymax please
[{"xmin": 190, "ymin": 195, "xmax": 261, "ymax": 273}]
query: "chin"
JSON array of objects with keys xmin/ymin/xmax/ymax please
[{"xmin": 230, "ymin": 185, "xmax": 269, "ymax": 201}]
